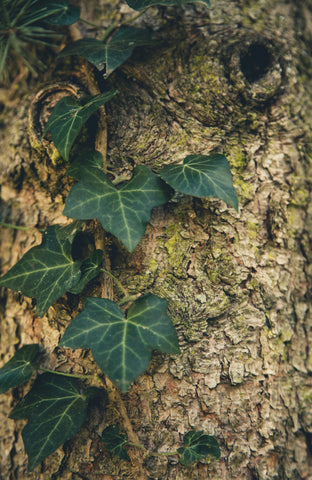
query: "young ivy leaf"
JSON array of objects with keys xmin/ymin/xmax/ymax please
[
  {"xmin": 159, "ymin": 154, "xmax": 238, "ymax": 211},
  {"xmin": 63, "ymin": 165, "xmax": 173, "ymax": 252},
  {"xmin": 58, "ymin": 27, "xmax": 155, "ymax": 77},
  {"xmin": 101, "ymin": 425, "xmax": 130, "ymax": 461},
  {"xmin": 59, "ymin": 294, "xmax": 180, "ymax": 392},
  {"xmin": 0, "ymin": 345, "xmax": 40, "ymax": 394},
  {"xmin": 43, "ymin": 90, "xmax": 118, "ymax": 161},
  {"xmin": 126, "ymin": 0, "xmax": 210, "ymax": 10},
  {"xmin": 177, "ymin": 430, "xmax": 221, "ymax": 466},
  {"xmin": 9, "ymin": 373, "xmax": 95, "ymax": 472},
  {"xmin": 68, "ymin": 250, "xmax": 103, "ymax": 295},
  {"xmin": 0, "ymin": 222, "xmax": 85, "ymax": 316},
  {"xmin": 66, "ymin": 149, "xmax": 103, "ymax": 180}
]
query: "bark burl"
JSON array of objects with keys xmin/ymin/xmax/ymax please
[{"xmin": 1, "ymin": 1, "xmax": 312, "ymax": 479}]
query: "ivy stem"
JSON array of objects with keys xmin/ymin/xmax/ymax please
[
  {"xmin": 127, "ymin": 442, "xmax": 179, "ymax": 457},
  {"xmin": 79, "ymin": 18, "xmax": 101, "ymax": 28},
  {"xmin": 101, "ymin": 23, "xmax": 117, "ymax": 42},
  {"xmin": 121, "ymin": 7, "xmax": 150, "ymax": 26},
  {"xmin": 0, "ymin": 221, "xmax": 30, "ymax": 231},
  {"xmin": 100, "ymin": 268, "xmax": 128, "ymax": 297},
  {"xmin": 38, "ymin": 368, "xmax": 90, "ymax": 380},
  {"xmin": 100, "ymin": 6, "xmax": 150, "ymax": 42}
]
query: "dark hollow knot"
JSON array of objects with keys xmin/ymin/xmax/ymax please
[
  {"xmin": 225, "ymin": 33, "xmax": 285, "ymax": 105},
  {"xmin": 240, "ymin": 42, "xmax": 274, "ymax": 83}
]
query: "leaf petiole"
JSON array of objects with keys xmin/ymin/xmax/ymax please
[
  {"xmin": 79, "ymin": 18, "xmax": 101, "ymax": 29},
  {"xmin": 117, "ymin": 295, "xmax": 138, "ymax": 306},
  {"xmin": 38, "ymin": 368, "xmax": 89, "ymax": 380},
  {"xmin": 100, "ymin": 268, "xmax": 129, "ymax": 297}
]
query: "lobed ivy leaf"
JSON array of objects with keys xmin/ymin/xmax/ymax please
[
  {"xmin": 43, "ymin": 90, "xmax": 118, "ymax": 161},
  {"xmin": 66, "ymin": 149, "xmax": 103, "ymax": 180},
  {"xmin": 58, "ymin": 27, "xmax": 155, "ymax": 77},
  {"xmin": 0, "ymin": 221, "xmax": 89, "ymax": 316},
  {"xmin": 159, "ymin": 154, "xmax": 238, "ymax": 211},
  {"xmin": 126, "ymin": 0, "xmax": 210, "ymax": 10},
  {"xmin": 101, "ymin": 425, "xmax": 130, "ymax": 461},
  {"xmin": 63, "ymin": 165, "xmax": 173, "ymax": 252},
  {"xmin": 9, "ymin": 373, "xmax": 94, "ymax": 471},
  {"xmin": 68, "ymin": 250, "xmax": 103, "ymax": 295},
  {"xmin": 177, "ymin": 430, "xmax": 221, "ymax": 465},
  {"xmin": 0, "ymin": 345, "xmax": 40, "ymax": 394},
  {"xmin": 59, "ymin": 294, "xmax": 180, "ymax": 392}
]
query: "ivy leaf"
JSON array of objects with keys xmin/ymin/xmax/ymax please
[
  {"xmin": 177, "ymin": 430, "xmax": 221, "ymax": 465},
  {"xmin": 159, "ymin": 154, "xmax": 238, "ymax": 211},
  {"xmin": 0, "ymin": 222, "xmax": 84, "ymax": 316},
  {"xmin": 68, "ymin": 250, "xmax": 103, "ymax": 295},
  {"xmin": 59, "ymin": 294, "xmax": 180, "ymax": 392},
  {"xmin": 43, "ymin": 90, "xmax": 118, "ymax": 161},
  {"xmin": 9, "ymin": 373, "xmax": 93, "ymax": 471},
  {"xmin": 126, "ymin": 0, "xmax": 210, "ymax": 10},
  {"xmin": 63, "ymin": 165, "xmax": 173, "ymax": 252},
  {"xmin": 58, "ymin": 27, "xmax": 155, "ymax": 77},
  {"xmin": 101, "ymin": 425, "xmax": 130, "ymax": 461},
  {"xmin": 39, "ymin": 1, "xmax": 81, "ymax": 25},
  {"xmin": 0, "ymin": 345, "xmax": 40, "ymax": 394},
  {"xmin": 66, "ymin": 150, "xmax": 103, "ymax": 180}
]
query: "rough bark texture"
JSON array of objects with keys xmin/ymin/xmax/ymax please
[{"xmin": 1, "ymin": 0, "xmax": 312, "ymax": 479}]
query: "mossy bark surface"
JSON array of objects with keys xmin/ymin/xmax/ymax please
[{"xmin": 1, "ymin": 0, "xmax": 312, "ymax": 479}]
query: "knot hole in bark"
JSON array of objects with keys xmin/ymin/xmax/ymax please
[
  {"xmin": 225, "ymin": 34, "xmax": 285, "ymax": 105},
  {"xmin": 240, "ymin": 42, "xmax": 274, "ymax": 83}
]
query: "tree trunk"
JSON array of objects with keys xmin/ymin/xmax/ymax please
[{"xmin": 1, "ymin": 0, "xmax": 312, "ymax": 479}]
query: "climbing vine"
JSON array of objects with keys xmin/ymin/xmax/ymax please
[{"xmin": 0, "ymin": 0, "xmax": 236, "ymax": 472}]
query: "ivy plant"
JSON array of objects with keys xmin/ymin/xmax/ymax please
[
  {"xmin": 9, "ymin": 373, "xmax": 98, "ymax": 471},
  {"xmin": 0, "ymin": 344, "xmax": 39, "ymax": 393},
  {"xmin": 101, "ymin": 425, "xmax": 220, "ymax": 465},
  {"xmin": 43, "ymin": 90, "xmax": 118, "ymax": 161},
  {"xmin": 177, "ymin": 430, "xmax": 221, "ymax": 465},
  {"xmin": 63, "ymin": 164, "xmax": 174, "ymax": 252},
  {"xmin": 0, "ymin": 0, "xmax": 230, "ymax": 473},
  {"xmin": 59, "ymin": 294, "xmax": 181, "ymax": 392},
  {"xmin": 0, "ymin": 221, "xmax": 103, "ymax": 316},
  {"xmin": 58, "ymin": 26, "xmax": 155, "ymax": 77}
]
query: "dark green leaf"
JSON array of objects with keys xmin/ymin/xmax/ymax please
[
  {"xmin": 42, "ymin": 1, "xmax": 81, "ymax": 25},
  {"xmin": 66, "ymin": 150, "xmax": 103, "ymax": 180},
  {"xmin": 59, "ymin": 294, "xmax": 180, "ymax": 392},
  {"xmin": 0, "ymin": 345, "xmax": 40, "ymax": 394},
  {"xmin": 68, "ymin": 250, "xmax": 103, "ymax": 295},
  {"xmin": 101, "ymin": 425, "xmax": 130, "ymax": 461},
  {"xmin": 177, "ymin": 430, "xmax": 220, "ymax": 465},
  {"xmin": 63, "ymin": 165, "xmax": 173, "ymax": 252},
  {"xmin": 9, "ymin": 373, "xmax": 90, "ymax": 471},
  {"xmin": 126, "ymin": 0, "xmax": 210, "ymax": 10},
  {"xmin": 58, "ymin": 27, "xmax": 155, "ymax": 77},
  {"xmin": 0, "ymin": 222, "xmax": 84, "ymax": 316},
  {"xmin": 43, "ymin": 90, "xmax": 118, "ymax": 161},
  {"xmin": 159, "ymin": 154, "xmax": 238, "ymax": 211}
]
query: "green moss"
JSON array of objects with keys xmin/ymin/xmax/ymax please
[
  {"xmin": 225, "ymin": 145, "xmax": 249, "ymax": 173},
  {"xmin": 245, "ymin": 219, "xmax": 260, "ymax": 240}
]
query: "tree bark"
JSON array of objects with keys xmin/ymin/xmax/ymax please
[{"xmin": 1, "ymin": 0, "xmax": 312, "ymax": 479}]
